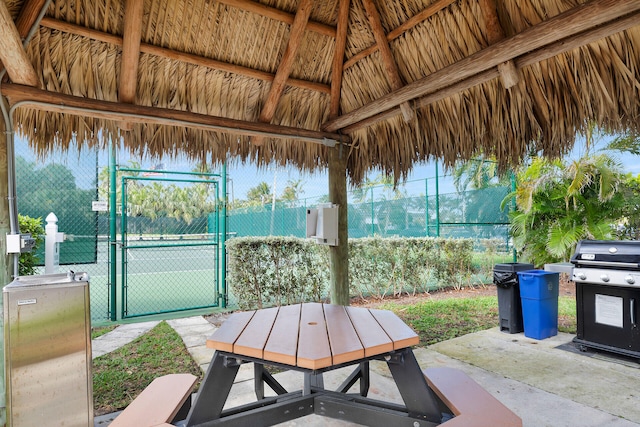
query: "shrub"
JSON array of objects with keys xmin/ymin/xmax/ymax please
[
  {"xmin": 226, "ymin": 236, "xmax": 475, "ymax": 309},
  {"xmin": 18, "ymin": 214, "xmax": 44, "ymax": 275}
]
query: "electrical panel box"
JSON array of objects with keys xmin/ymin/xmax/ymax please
[
  {"xmin": 6, "ymin": 233, "xmax": 36, "ymax": 254},
  {"xmin": 306, "ymin": 204, "xmax": 338, "ymax": 246}
]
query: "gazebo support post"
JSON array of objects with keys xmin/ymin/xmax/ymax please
[{"xmin": 328, "ymin": 145, "xmax": 349, "ymax": 306}]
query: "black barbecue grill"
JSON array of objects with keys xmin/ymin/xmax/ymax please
[{"xmin": 571, "ymin": 240, "xmax": 640, "ymax": 360}]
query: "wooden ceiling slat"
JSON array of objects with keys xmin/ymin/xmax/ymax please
[
  {"xmin": 324, "ymin": 0, "xmax": 640, "ymax": 132},
  {"xmin": 253, "ymin": 0, "xmax": 314, "ymax": 145},
  {"xmin": 218, "ymin": 0, "xmax": 336, "ymax": 38},
  {"xmin": 479, "ymin": 0, "xmax": 519, "ymax": 88},
  {"xmin": 330, "ymin": 0, "xmax": 350, "ymax": 119},
  {"xmin": 14, "ymin": 0, "xmax": 47, "ymax": 37},
  {"xmin": 118, "ymin": 0, "xmax": 144, "ymax": 130},
  {"xmin": 344, "ymin": 0, "xmax": 456, "ymax": 70},
  {"xmin": 0, "ymin": 0, "xmax": 39, "ymax": 86},
  {"xmin": 39, "ymin": 17, "xmax": 331, "ymax": 94},
  {"xmin": 343, "ymin": 11, "xmax": 640, "ymax": 134},
  {"xmin": 362, "ymin": 0, "xmax": 414, "ymax": 122},
  {"xmin": 0, "ymin": 0, "xmax": 46, "ymax": 76}
]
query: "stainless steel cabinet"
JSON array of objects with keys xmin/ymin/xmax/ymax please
[{"xmin": 4, "ymin": 272, "xmax": 92, "ymax": 427}]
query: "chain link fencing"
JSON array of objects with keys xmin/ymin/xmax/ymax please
[
  {"xmin": 16, "ymin": 140, "xmax": 110, "ymax": 323},
  {"xmin": 226, "ymin": 175, "xmax": 514, "ymax": 251},
  {"xmin": 14, "ymin": 135, "xmax": 513, "ymax": 322}
]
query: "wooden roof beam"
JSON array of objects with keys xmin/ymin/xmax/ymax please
[
  {"xmin": 479, "ymin": 0, "xmax": 519, "ymax": 89},
  {"xmin": 39, "ymin": 17, "xmax": 330, "ymax": 95},
  {"xmin": 330, "ymin": 0, "xmax": 350, "ymax": 119},
  {"xmin": 118, "ymin": 0, "xmax": 144, "ymax": 131},
  {"xmin": 0, "ymin": 0, "xmax": 47, "ymax": 76},
  {"xmin": 342, "ymin": 11, "xmax": 640, "ymax": 133},
  {"xmin": 324, "ymin": 0, "xmax": 640, "ymax": 132},
  {"xmin": 217, "ymin": 0, "xmax": 336, "ymax": 38},
  {"xmin": 14, "ymin": 0, "xmax": 48, "ymax": 37},
  {"xmin": 362, "ymin": 0, "xmax": 414, "ymax": 122},
  {"xmin": 1, "ymin": 83, "xmax": 350, "ymax": 145},
  {"xmin": 253, "ymin": 0, "xmax": 314, "ymax": 145},
  {"xmin": 344, "ymin": 0, "xmax": 456, "ymax": 69},
  {"xmin": 0, "ymin": 0, "xmax": 39, "ymax": 86}
]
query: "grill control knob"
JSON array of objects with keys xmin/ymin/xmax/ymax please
[
  {"xmin": 600, "ymin": 274, "xmax": 610, "ymax": 283},
  {"xmin": 625, "ymin": 275, "xmax": 636, "ymax": 285},
  {"xmin": 576, "ymin": 272, "xmax": 587, "ymax": 281}
]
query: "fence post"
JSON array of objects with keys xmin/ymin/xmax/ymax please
[
  {"xmin": 370, "ymin": 187, "xmax": 374, "ymax": 236},
  {"xmin": 44, "ymin": 213, "xmax": 64, "ymax": 274},
  {"xmin": 109, "ymin": 137, "xmax": 117, "ymax": 321},
  {"xmin": 220, "ymin": 161, "xmax": 227, "ymax": 308},
  {"xmin": 425, "ymin": 178, "xmax": 429, "ymax": 236},
  {"xmin": 435, "ymin": 162, "xmax": 440, "ymax": 237},
  {"xmin": 510, "ymin": 171, "xmax": 517, "ymax": 262}
]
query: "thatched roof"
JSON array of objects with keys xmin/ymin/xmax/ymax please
[{"xmin": 1, "ymin": 0, "xmax": 639, "ymax": 183}]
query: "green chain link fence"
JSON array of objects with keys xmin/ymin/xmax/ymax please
[
  {"xmin": 226, "ymin": 177, "xmax": 513, "ymax": 250},
  {"xmin": 16, "ymin": 141, "xmax": 110, "ymax": 323},
  {"xmin": 15, "ymin": 134, "xmax": 514, "ymax": 322}
]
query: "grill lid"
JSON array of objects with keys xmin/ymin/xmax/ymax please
[{"xmin": 570, "ymin": 240, "xmax": 640, "ymax": 269}]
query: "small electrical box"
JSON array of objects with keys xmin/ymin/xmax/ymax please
[
  {"xmin": 306, "ymin": 204, "xmax": 338, "ymax": 246},
  {"xmin": 6, "ymin": 234, "xmax": 36, "ymax": 254}
]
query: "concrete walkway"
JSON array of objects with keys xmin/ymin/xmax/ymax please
[{"xmin": 93, "ymin": 317, "xmax": 640, "ymax": 427}]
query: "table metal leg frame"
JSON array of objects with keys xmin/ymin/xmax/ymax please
[
  {"xmin": 336, "ymin": 362, "xmax": 370, "ymax": 397},
  {"xmin": 254, "ymin": 364, "xmax": 288, "ymax": 400},
  {"xmin": 184, "ymin": 351, "xmax": 240, "ymax": 426},
  {"xmin": 385, "ymin": 348, "xmax": 449, "ymax": 423},
  {"xmin": 182, "ymin": 349, "xmax": 449, "ymax": 427}
]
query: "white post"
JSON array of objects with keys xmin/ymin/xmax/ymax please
[{"xmin": 45, "ymin": 212, "xmax": 64, "ymax": 274}]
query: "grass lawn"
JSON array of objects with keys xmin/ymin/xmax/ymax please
[
  {"xmin": 92, "ymin": 321, "xmax": 202, "ymax": 415},
  {"xmin": 381, "ymin": 296, "xmax": 576, "ymax": 345}
]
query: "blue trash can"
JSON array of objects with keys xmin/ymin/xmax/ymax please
[{"xmin": 517, "ymin": 270, "xmax": 559, "ymax": 339}]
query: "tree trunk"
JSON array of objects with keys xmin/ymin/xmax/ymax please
[{"xmin": 328, "ymin": 146, "xmax": 349, "ymax": 305}]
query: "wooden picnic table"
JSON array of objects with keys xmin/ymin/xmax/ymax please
[{"xmin": 182, "ymin": 302, "xmax": 447, "ymax": 427}]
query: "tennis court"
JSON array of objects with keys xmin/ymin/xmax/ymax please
[{"xmin": 47, "ymin": 236, "xmax": 221, "ymax": 323}]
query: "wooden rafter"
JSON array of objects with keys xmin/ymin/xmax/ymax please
[
  {"xmin": 342, "ymin": 11, "xmax": 640, "ymax": 133},
  {"xmin": 39, "ymin": 17, "xmax": 330, "ymax": 94},
  {"xmin": 118, "ymin": 0, "xmax": 144, "ymax": 130},
  {"xmin": 0, "ymin": 0, "xmax": 47, "ymax": 75},
  {"xmin": 323, "ymin": 0, "xmax": 640, "ymax": 132},
  {"xmin": 330, "ymin": 0, "xmax": 351, "ymax": 119},
  {"xmin": 253, "ymin": 0, "xmax": 314, "ymax": 145},
  {"xmin": 1, "ymin": 83, "xmax": 350, "ymax": 144},
  {"xmin": 218, "ymin": 0, "xmax": 335, "ymax": 38},
  {"xmin": 0, "ymin": 0, "xmax": 39, "ymax": 86},
  {"xmin": 344, "ymin": 0, "xmax": 457, "ymax": 69},
  {"xmin": 362, "ymin": 0, "xmax": 414, "ymax": 122},
  {"xmin": 478, "ymin": 0, "xmax": 519, "ymax": 89},
  {"xmin": 14, "ymin": 0, "xmax": 48, "ymax": 37}
]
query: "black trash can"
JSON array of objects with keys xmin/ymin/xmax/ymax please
[{"xmin": 493, "ymin": 263, "xmax": 534, "ymax": 334}]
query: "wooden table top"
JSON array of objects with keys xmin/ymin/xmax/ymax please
[{"xmin": 207, "ymin": 303, "xmax": 419, "ymax": 370}]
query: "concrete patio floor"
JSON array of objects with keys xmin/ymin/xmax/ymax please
[{"xmin": 95, "ymin": 318, "xmax": 640, "ymax": 427}]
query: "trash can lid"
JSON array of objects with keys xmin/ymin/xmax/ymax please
[{"xmin": 493, "ymin": 263, "xmax": 534, "ymax": 272}]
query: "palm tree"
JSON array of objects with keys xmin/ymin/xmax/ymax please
[
  {"xmin": 505, "ymin": 148, "xmax": 627, "ymax": 266},
  {"xmin": 246, "ymin": 182, "xmax": 271, "ymax": 207},
  {"xmin": 280, "ymin": 179, "xmax": 305, "ymax": 207},
  {"xmin": 452, "ymin": 157, "xmax": 504, "ymax": 192}
]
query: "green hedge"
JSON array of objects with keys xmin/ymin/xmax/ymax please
[{"xmin": 226, "ymin": 236, "xmax": 475, "ymax": 310}]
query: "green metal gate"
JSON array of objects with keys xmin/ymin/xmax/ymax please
[{"xmin": 116, "ymin": 167, "xmax": 226, "ymax": 319}]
